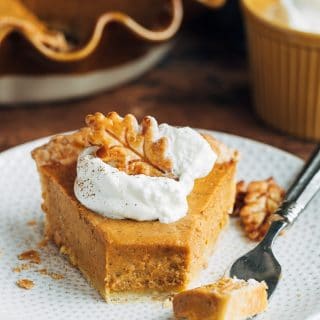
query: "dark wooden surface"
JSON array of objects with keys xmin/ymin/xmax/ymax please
[{"xmin": 0, "ymin": 11, "xmax": 316, "ymax": 160}]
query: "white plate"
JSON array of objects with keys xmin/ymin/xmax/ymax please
[{"xmin": 0, "ymin": 130, "xmax": 319, "ymax": 320}]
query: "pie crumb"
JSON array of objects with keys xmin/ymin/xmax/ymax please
[
  {"xmin": 50, "ymin": 272, "xmax": 64, "ymax": 280},
  {"xmin": 37, "ymin": 238, "xmax": 48, "ymax": 248},
  {"xmin": 16, "ymin": 279, "xmax": 34, "ymax": 290},
  {"xmin": 18, "ymin": 249, "xmax": 41, "ymax": 264},
  {"xmin": 27, "ymin": 220, "xmax": 37, "ymax": 226},
  {"xmin": 36, "ymin": 268, "xmax": 48, "ymax": 275},
  {"xmin": 12, "ymin": 263, "xmax": 31, "ymax": 273},
  {"xmin": 36, "ymin": 268, "xmax": 64, "ymax": 280}
]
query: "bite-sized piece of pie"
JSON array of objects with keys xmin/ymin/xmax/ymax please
[
  {"xmin": 32, "ymin": 112, "xmax": 238, "ymax": 300},
  {"xmin": 173, "ymin": 277, "xmax": 268, "ymax": 320}
]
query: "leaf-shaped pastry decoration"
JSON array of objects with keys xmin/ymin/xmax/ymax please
[{"xmin": 86, "ymin": 112, "xmax": 175, "ymax": 178}]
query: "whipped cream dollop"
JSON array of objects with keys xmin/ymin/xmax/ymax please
[
  {"xmin": 280, "ymin": 0, "xmax": 320, "ymax": 33},
  {"xmin": 74, "ymin": 123, "xmax": 216, "ymax": 223}
]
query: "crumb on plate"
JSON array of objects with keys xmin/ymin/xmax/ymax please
[
  {"xmin": 27, "ymin": 220, "xmax": 37, "ymax": 226},
  {"xmin": 50, "ymin": 272, "xmax": 64, "ymax": 280},
  {"xmin": 37, "ymin": 238, "xmax": 48, "ymax": 248},
  {"xmin": 18, "ymin": 249, "xmax": 41, "ymax": 264},
  {"xmin": 12, "ymin": 263, "xmax": 31, "ymax": 273},
  {"xmin": 36, "ymin": 268, "xmax": 64, "ymax": 280},
  {"xmin": 16, "ymin": 278, "xmax": 34, "ymax": 290}
]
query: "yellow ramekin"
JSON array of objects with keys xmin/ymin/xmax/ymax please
[{"xmin": 242, "ymin": 0, "xmax": 320, "ymax": 140}]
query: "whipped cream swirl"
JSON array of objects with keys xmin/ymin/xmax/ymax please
[{"xmin": 74, "ymin": 122, "xmax": 216, "ymax": 223}]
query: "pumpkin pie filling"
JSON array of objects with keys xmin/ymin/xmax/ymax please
[
  {"xmin": 173, "ymin": 277, "xmax": 268, "ymax": 320},
  {"xmin": 32, "ymin": 112, "xmax": 238, "ymax": 300}
]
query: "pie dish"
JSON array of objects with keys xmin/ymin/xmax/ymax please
[
  {"xmin": 31, "ymin": 112, "xmax": 238, "ymax": 300},
  {"xmin": 0, "ymin": 0, "xmax": 182, "ymax": 67},
  {"xmin": 0, "ymin": 0, "xmax": 183, "ymax": 103},
  {"xmin": 0, "ymin": 0, "xmax": 228, "ymax": 104}
]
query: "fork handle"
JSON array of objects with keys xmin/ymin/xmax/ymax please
[
  {"xmin": 261, "ymin": 145, "xmax": 320, "ymax": 249},
  {"xmin": 277, "ymin": 144, "xmax": 320, "ymax": 224}
]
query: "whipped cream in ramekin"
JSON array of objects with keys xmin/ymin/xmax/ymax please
[
  {"xmin": 74, "ymin": 123, "xmax": 216, "ymax": 223},
  {"xmin": 280, "ymin": 0, "xmax": 320, "ymax": 33}
]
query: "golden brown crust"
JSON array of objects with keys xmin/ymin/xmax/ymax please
[
  {"xmin": 206, "ymin": 135, "xmax": 239, "ymax": 164},
  {"xmin": 0, "ymin": 0, "xmax": 69, "ymax": 51},
  {"xmin": 31, "ymin": 128, "xmax": 91, "ymax": 166}
]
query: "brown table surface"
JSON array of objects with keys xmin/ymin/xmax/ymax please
[{"xmin": 0, "ymin": 11, "xmax": 315, "ymax": 161}]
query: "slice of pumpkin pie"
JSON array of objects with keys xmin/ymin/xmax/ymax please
[
  {"xmin": 173, "ymin": 277, "xmax": 268, "ymax": 320},
  {"xmin": 32, "ymin": 112, "xmax": 238, "ymax": 300}
]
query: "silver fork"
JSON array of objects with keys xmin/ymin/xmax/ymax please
[{"xmin": 230, "ymin": 145, "xmax": 320, "ymax": 298}]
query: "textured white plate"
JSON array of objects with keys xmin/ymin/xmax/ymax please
[{"xmin": 0, "ymin": 130, "xmax": 319, "ymax": 320}]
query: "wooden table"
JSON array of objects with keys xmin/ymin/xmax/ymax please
[{"xmin": 0, "ymin": 11, "xmax": 315, "ymax": 160}]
